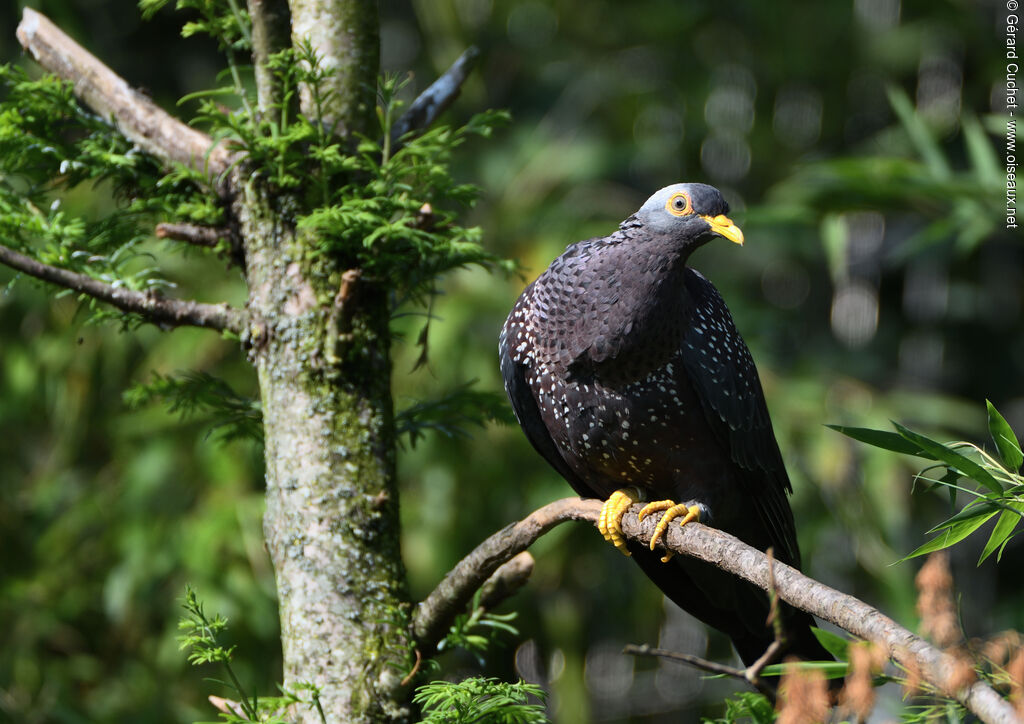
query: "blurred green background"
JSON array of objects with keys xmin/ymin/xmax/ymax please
[{"xmin": 0, "ymin": 0, "xmax": 1019, "ymax": 721}]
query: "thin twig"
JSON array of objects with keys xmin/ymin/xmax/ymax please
[
  {"xmin": 389, "ymin": 46, "xmax": 481, "ymax": 145},
  {"xmin": 16, "ymin": 8, "xmax": 230, "ymax": 178},
  {"xmin": 0, "ymin": 243, "xmax": 246, "ymax": 333},
  {"xmin": 415, "ymin": 497, "xmax": 1021, "ymax": 724},
  {"xmin": 399, "ymin": 649, "xmax": 422, "ymax": 688},
  {"xmin": 623, "ymin": 643, "xmax": 778, "ymax": 700}
]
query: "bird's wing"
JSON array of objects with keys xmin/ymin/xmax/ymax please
[
  {"xmin": 678, "ymin": 269, "xmax": 801, "ymax": 566},
  {"xmin": 499, "ymin": 304, "xmax": 593, "ymax": 499}
]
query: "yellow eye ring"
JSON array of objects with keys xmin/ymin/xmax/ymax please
[{"xmin": 665, "ymin": 191, "xmax": 692, "ymax": 217}]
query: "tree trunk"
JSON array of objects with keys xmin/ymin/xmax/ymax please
[
  {"xmin": 237, "ymin": 176, "xmax": 412, "ymax": 722},
  {"xmin": 233, "ymin": 3, "xmax": 413, "ymax": 720},
  {"xmin": 236, "ymin": 0, "xmax": 412, "ymax": 699}
]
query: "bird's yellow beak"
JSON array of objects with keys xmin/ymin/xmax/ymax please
[{"xmin": 701, "ymin": 214, "xmax": 744, "ymax": 246}]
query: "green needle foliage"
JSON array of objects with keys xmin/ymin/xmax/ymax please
[
  {"xmin": 179, "ymin": 587, "xmax": 327, "ymax": 724},
  {"xmin": 0, "ymin": 65, "xmax": 220, "ymax": 321},
  {"xmin": 413, "ymin": 678, "xmax": 548, "ymax": 724},
  {"xmin": 124, "ymin": 371, "xmax": 264, "ymax": 443}
]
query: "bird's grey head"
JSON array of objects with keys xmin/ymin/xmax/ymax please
[{"xmin": 632, "ymin": 183, "xmax": 744, "ymax": 246}]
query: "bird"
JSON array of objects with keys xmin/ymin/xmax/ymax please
[{"xmin": 499, "ymin": 182, "xmax": 832, "ymax": 670}]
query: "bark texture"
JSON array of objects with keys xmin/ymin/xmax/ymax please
[
  {"xmin": 237, "ymin": 178, "xmax": 412, "ymax": 722},
  {"xmin": 288, "ymin": 0, "xmax": 379, "ymax": 136},
  {"xmin": 238, "ymin": 4, "xmax": 411, "ymax": 720}
]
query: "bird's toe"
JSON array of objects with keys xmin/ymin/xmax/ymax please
[
  {"xmin": 640, "ymin": 501, "xmax": 701, "ymax": 561},
  {"xmin": 597, "ymin": 487, "xmax": 643, "ymax": 556}
]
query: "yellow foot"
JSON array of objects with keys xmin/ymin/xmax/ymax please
[
  {"xmin": 598, "ymin": 487, "xmax": 642, "ymax": 556},
  {"xmin": 638, "ymin": 500, "xmax": 701, "ymax": 562}
]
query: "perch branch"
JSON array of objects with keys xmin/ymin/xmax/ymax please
[
  {"xmin": 477, "ymin": 551, "xmax": 534, "ymax": 612},
  {"xmin": 16, "ymin": 8, "xmax": 230, "ymax": 178},
  {"xmin": 415, "ymin": 497, "xmax": 1020, "ymax": 724},
  {"xmin": 412, "ymin": 497, "xmax": 594, "ymax": 655},
  {"xmin": 0, "ymin": 243, "xmax": 246, "ymax": 333},
  {"xmin": 390, "ymin": 46, "xmax": 481, "ymax": 145}
]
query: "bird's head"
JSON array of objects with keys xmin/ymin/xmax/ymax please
[{"xmin": 633, "ymin": 183, "xmax": 744, "ymax": 247}]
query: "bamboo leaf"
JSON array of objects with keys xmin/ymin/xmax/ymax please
[
  {"xmin": 901, "ymin": 510, "xmax": 999, "ymax": 561},
  {"xmin": 930, "ymin": 499, "xmax": 1001, "ymax": 530},
  {"xmin": 977, "ymin": 501, "xmax": 1024, "ymax": 565},
  {"xmin": 811, "ymin": 627, "xmax": 850, "ymax": 661},
  {"xmin": 894, "ymin": 423, "xmax": 1004, "ymax": 494},
  {"xmin": 987, "ymin": 400, "xmax": 1023, "ymax": 473},
  {"xmin": 827, "ymin": 425, "xmax": 932, "ymax": 458}
]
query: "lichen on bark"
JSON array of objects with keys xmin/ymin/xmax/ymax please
[
  {"xmin": 237, "ymin": 169, "xmax": 412, "ymax": 722},
  {"xmin": 288, "ymin": 0, "xmax": 379, "ymax": 137}
]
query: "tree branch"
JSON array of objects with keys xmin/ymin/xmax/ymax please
[
  {"xmin": 623, "ymin": 643, "xmax": 778, "ymax": 700},
  {"xmin": 389, "ymin": 46, "xmax": 480, "ymax": 145},
  {"xmin": 412, "ymin": 497, "xmax": 594, "ymax": 655},
  {"xmin": 155, "ymin": 223, "xmax": 228, "ymax": 248},
  {"xmin": 0, "ymin": 244, "xmax": 246, "ymax": 333},
  {"xmin": 16, "ymin": 8, "xmax": 230, "ymax": 179},
  {"xmin": 415, "ymin": 497, "xmax": 1021, "ymax": 724}
]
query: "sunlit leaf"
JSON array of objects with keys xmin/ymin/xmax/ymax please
[
  {"xmin": 977, "ymin": 501, "xmax": 1024, "ymax": 565},
  {"xmin": 901, "ymin": 509, "xmax": 999, "ymax": 561},
  {"xmin": 827, "ymin": 425, "xmax": 932, "ymax": 458},
  {"xmin": 893, "ymin": 423, "xmax": 1003, "ymax": 495},
  {"xmin": 811, "ymin": 627, "xmax": 851, "ymax": 661},
  {"xmin": 987, "ymin": 400, "xmax": 1023, "ymax": 473},
  {"xmin": 887, "ymin": 85, "xmax": 950, "ymax": 181}
]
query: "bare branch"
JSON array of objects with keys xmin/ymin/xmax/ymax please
[
  {"xmin": 0, "ymin": 244, "xmax": 246, "ymax": 333},
  {"xmin": 412, "ymin": 497, "xmax": 595, "ymax": 655},
  {"xmin": 390, "ymin": 46, "xmax": 481, "ymax": 144},
  {"xmin": 623, "ymin": 643, "xmax": 778, "ymax": 700},
  {"xmin": 478, "ymin": 551, "xmax": 534, "ymax": 612},
  {"xmin": 16, "ymin": 8, "xmax": 230, "ymax": 178},
  {"xmin": 415, "ymin": 497, "xmax": 1021, "ymax": 724}
]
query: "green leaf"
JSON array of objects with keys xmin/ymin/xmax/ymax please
[
  {"xmin": 901, "ymin": 508, "xmax": 999, "ymax": 561},
  {"xmin": 987, "ymin": 400, "xmax": 1023, "ymax": 472},
  {"xmin": 894, "ymin": 423, "xmax": 1004, "ymax": 495},
  {"xmin": 977, "ymin": 501, "xmax": 1024, "ymax": 565},
  {"xmin": 963, "ymin": 114, "xmax": 1002, "ymax": 184},
  {"xmin": 887, "ymin": 85, "xmax": 951, "ymax": 180},
  {"xmin": 826, "ymin": 425, "xmax": 932, "ymax": 458},
  {"xmin": 930, "ymin": 499, "xmax": 1001, "ymax": 529},
  {"xmin": 811, "ymin": 627, "xmax": 850, "ymax": 661},
  {"xmin": 759, "ymin": 660, "xmax": 849, "ymax": 680}
]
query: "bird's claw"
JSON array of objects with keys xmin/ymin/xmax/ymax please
[
  {"xmin": 598, "ymin": 487, "xmax": 642, "ymax": 556},
  {"xmin": 638, "ymin": 500, "xmax": 701, "ymax": 562}
]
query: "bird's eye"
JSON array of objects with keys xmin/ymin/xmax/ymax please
[{"xmin": 665, "ymin": 191, "xmax": 692, "ymax": 217}]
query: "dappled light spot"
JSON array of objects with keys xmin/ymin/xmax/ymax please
[
  {"xmin": 917, "ymin": 54, "xmax": 962, "ymax": 133},
  {"xmin": 854, "ymin": 0, "xmax": 901, "ymax": 29},
  {"xmin": 772, "ymin": 85, "xmax": 822, "ymax": 149},
  {"xmin": 762, "ymin": 260, "xmax": 811, "ymax": 310},
  {"xmin": 903, "ymin": 260, "xmax": 949, "ymax": 323},
  {"xmin": 898, "ymin": 331, "xmax": 945, "ymax": 386},
  {"xmin": 831, "ymin": 280, "xmax": 879, "ymax": 348},
  {"xmin": 700, "ymin": 133, "xmax": 751, "ymax": 181},
  {"xmin": 506, "ymin": 2, "xmax": 558, "ymax": 49},
  {"xmin": 704, "ymin": 65, "xmax": 757, "ymax": 134}
]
